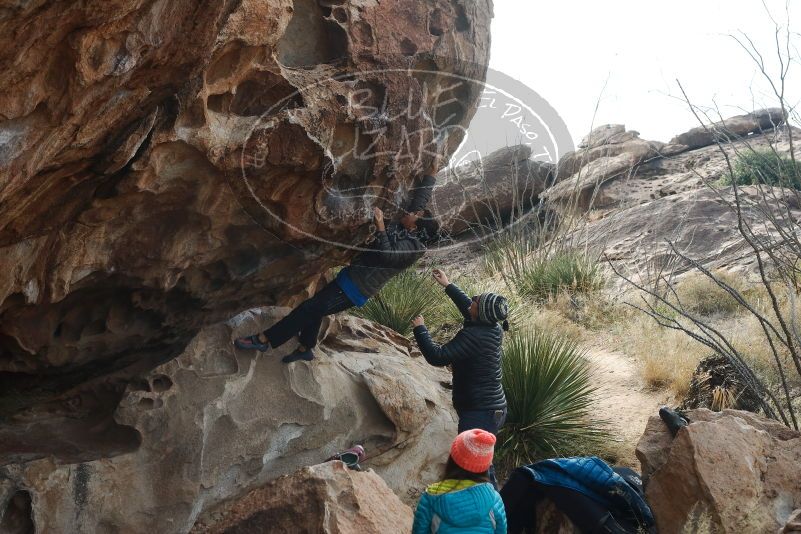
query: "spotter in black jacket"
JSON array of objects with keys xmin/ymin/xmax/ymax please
[{"xmin": 413, "ymin": 283, "xmax": 507, "ymax": 412}]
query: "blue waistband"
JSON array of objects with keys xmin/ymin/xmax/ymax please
[{"xmin": 335, "ymin": 268, "xmax": 368, "ymax": 307}]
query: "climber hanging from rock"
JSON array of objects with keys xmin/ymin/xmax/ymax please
[
  {"xmin": 234, "ymin": 165, "xmax": 441, "ymax": 363},
  {"xmin": 411, "ymin": 268, "xmax": 509, "ymax": 487}
]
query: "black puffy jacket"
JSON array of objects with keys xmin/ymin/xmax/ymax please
[
  {"xmin": 347, "ymin": 224, "xmax": 426, "ymax": 298},
  {"xmin": 413, "ymin": 283, "xmax": 507, "ymax": 411}
]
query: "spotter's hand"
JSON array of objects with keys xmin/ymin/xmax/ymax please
[{"xmin": 432, "ymin": 269, "xmax": 449, "ymax": 287}]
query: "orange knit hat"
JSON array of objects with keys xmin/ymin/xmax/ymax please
[{"xmin": 450, "ymin": 429, "xmax": 496, "ymax": 473}]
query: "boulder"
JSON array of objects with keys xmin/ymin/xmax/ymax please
[
  {"xmin": 666, "ymin": 108, "xmax": 786, "ymax": 152},
  {"xmin": 572, "ymin": 185, "xmax": 801, "ymax": 289},
  {"xmin": 544, "ymin": 126, "xmax": 665, "ymax": 213},
  {"xmin": 0, "ymin": 0, "xmax": 492, "ymax": 462},
  {"xmin": 431, "ymin": 145, "xmax": 553, "ymax": 235},
  {"xmin": 636, "ymin": 408, "xmax": 801, "ymax": 534},
  {"xmin": 190, "ymin": 461, "xmax": 413, "ymax": 534},
  {"xmin": 0, "ymin": 311, "xmax": 456, "ymax": 533},
  {"xmin": 578, "ymin": 124, "xmax": 631, "ymax": 149}
]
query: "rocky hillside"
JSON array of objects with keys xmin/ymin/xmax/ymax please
[{"xmin": 542, "ymin": 109, "xmax": 801, "ymax": 282}]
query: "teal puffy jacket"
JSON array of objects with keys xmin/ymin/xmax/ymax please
[{"xmin": 412, "ymin": 482, "xmax": 507, "ymax": 534}]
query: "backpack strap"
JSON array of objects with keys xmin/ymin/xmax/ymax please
[{"xmin": 430, "ymin": 514, "xmax": 441, "ymax": 533}]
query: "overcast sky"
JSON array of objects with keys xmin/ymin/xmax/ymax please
[{"xmin": 489, "ymin": 0, "xmax": 800, "ymax": 146}]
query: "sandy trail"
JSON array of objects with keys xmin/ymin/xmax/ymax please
[{"xmin": 584, "ymin": 346, "xmax": 671, "ymax": 467}]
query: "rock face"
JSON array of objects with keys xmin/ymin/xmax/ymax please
[
  {"xmin": 543, "ymin": 112, "xmax": 795, "ymax": 218},
  {"xmin": 0, "ymin": 0, "xmax": 492, "ymax": 463},
  {"xmin": 665, "ymin": 108, "xmax": 785, "ymax": 153},
  {"xmin": 0, "ymin": 311, "xmax": 456, "ymax": 533},
  {"xmin": 781, "ymin": 509, "xmax": 801, "ymax": 533},
  {"xmin": 191, "ymin": 461, "xmax": 413, "ymax": 534},
  {"xmin": 431, "ymin": 145, "xmax": 554, "ymax": 235},
  {"xmin": 636, "ymin": 408, "xmax": 801, "ymax": 534},
  {"xmin": 543, "ymin": 125, "xmax": 665, "ymax": 213},
  {"xmin": 572, "ymin": 185, "xmax": 801, "ymax": 287}
]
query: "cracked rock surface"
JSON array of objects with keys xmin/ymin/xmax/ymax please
[
  {"xmin": 0, "ymin": 0, "xmax": 492, "ymax": 464},
  {"xmin": 1, "ymin": 312, "xmax": 456, "ymax": 533}
]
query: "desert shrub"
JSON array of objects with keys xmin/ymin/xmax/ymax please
[
  {"xmin": 496, "ymin": 328, "xmax": 608, "ymax": 472},
  {"xmin": 674, "ymin": 271, "xmax": 751, "ymax": 316},
  {"xmin": 720, "ymin": 149, "xmax": 801, "ymax": 190},
  {"xmin": 614, "ymin": 314, "xmax": 704, "ymax": 397},
  {"xmin": 726, "ymin": 293, "xmax": 801, "ymax": 394},
  {"xmin": 352, "ymin": 269, "xmax": 441, "ymax": 337},
  {"xmin": 514, "ymin": 251, "xmax": 605, "ymax": 302},
  {"xmin": 547, "ymin": 290, "xmax": 628, "ymax": 330}
]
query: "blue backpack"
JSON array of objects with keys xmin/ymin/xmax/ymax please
[{"xmin": 501, "ymin": 457, "xmax": 656, "ymax": 534}]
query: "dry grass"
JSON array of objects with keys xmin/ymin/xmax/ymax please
[
  {"xmin": 525, "ymin": 305, "xmax": 585, "ymax": 341},
  {"xmin": 673, "ymin": 270, "xmax": 753, "ymax": 317},
  {"xmin": 547, "ymin": 290, "xmax": 628, "ymax": 331},
  {"xmin": 722, "ymin": 290, "xmax": 801, "ymax": 393},
  {"xmin": 681, "ymin": 504, "xmax": 717, "ymax": 534},
  {"xmin": 613, "ymin": 314, "xmax": 705, "ymax": 398}
]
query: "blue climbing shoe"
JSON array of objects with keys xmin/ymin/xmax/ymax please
[
  {"xmin": 282, "ymin": 349, "xmax": 315, "ymax": 363},
  {"xmin": 234, "ymin": 335, "xmax": 269, "ymax": 352}
]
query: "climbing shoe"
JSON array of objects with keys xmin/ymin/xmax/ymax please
[
  {"xmin": 326, "ymin": 445, "xmax": 366, "ymax": 471},
  {"xmin": 282, "ymin": 348, "xmax": 315, "ymax": 363},
  {"xmin": 233, "ymin": 335, "xmax": 270, "ymax": 352},
  {"xmin": 659, "ymin": 406, "xmax": 689, "ymax": 437}
]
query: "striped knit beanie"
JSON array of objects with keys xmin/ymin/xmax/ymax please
[
  {"xmin": 450, "ymin": 429, "xmax": 496, "ymax": 473},
  {"xmin": 477, "ymin": 292, "xmax": 509, "ymax": 325}
]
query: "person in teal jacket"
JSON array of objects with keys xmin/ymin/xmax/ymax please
[{"xmin": 413, "ymin": 429, "xmax": 507, "ymax": 534}]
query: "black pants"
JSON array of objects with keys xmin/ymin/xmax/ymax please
[
  {"xmin": 457, "ymin": 407, "xmax": 507, "ymax": 488},
  {"xmin": 264, "ymin": 280, "xmax": 354, "ymax": 350}
]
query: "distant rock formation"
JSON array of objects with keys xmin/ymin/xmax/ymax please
[
  {"xmin": 664, "ymin": 108, "xmax": 786, "ymax": 153},
  {"xmin": 537, "ymin": 109, "xmax": 801, "ymax": 284},
  {"xmin": 573, "ymin": 185, "xmax": 801, "ymax": 285},
  {"xmin": 431, "ymin": 145, "xmax": 554, "ymax": 235},
  {"xmin": 543, "ymin": 109, "xmax": 791, "ymax": 217},
  {"xmin": 636, "ymin": 408, "xmax": 801, "ymax": 534},
  {"xmin": 0, "ymin": 312, "xmax": 455, "ymax": 532}
]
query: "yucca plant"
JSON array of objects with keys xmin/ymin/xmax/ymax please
[
  {"xmin": 352, "ymin": 269, "xmax": 442, "ymax": 336},
  {"xmin": 497, "ymin": 328, "xmax": 608, "ymax": 471},
  {"xmin": 515, "ymin": 251, "xmax": 604, "ymax": 302}
]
